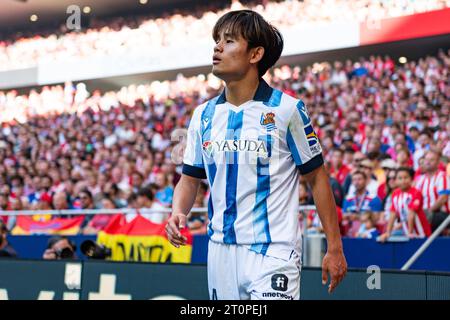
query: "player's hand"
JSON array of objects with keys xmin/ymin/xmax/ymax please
[
  {"xmin": 322, "ymin": 249, "xmax": 347, "ymax": 294},
  {"xmin": 165, "ymin": 213, "xmax": 188, "ymax": 248}
]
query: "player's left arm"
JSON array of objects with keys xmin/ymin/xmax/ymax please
[
  {"xmin": 286, "ymin": 100, "xmax": 347, "ymax": 293},
  {"xmin": 304, "ymin": 165, "xmax": 348, "ymax": 293}
]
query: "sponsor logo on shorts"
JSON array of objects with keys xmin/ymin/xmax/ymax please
[
  {"xmin": 271, "ymin": 274, "xmax": 288, "ymax": 292},
  {"xmin": 261, "ymin": 292, "xmax": 294, "ymax": 300}
]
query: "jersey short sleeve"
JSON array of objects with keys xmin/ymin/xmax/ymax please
[
  {"xmin": 436, "ymin": 173, "xmax": 450, "ymax": 195},
  {"xmin": 182, "ymin": 106, "xmax": 207, "ymax": 179},
  {"xmin": 285, "ymin": 100, "xmax": 324, "ymax": 175}
]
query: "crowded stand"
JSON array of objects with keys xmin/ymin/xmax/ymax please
[
  {"xmin": 0, "ymin": 47, "xmax": 449, "ymax": 240},
  {"xmin": 1, "ymin": 0, "xmax": 449, "ymax": 71}
]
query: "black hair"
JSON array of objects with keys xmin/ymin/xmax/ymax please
[
  {"xmin": 137, "ymin": 186, "xmax": 154, "ymax": 202},
  {"xmin": 9, "ymin": 175, "xmax": 24, "ymax": 186},
  {"xmin": 213, "ymin": 10, "xmax": 284, "ymax": 78},
  {"xmin": 78, "ymin": 188, "xmax": 93, "ymax": 200},
  {"xmin": 396, "ymin": 167, "xmax": 415, "ymax": 179},
  {"xmin": 47, "ymin": 236, "xmax": 76, "ymax": 251}
]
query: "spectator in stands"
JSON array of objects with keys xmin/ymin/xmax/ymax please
[
  {"xmin": 323, "ymin": 163, "xmax": 344, "ymax": 207},
  {"xmin": 42, "ymin": 236, "xmax": 77, "ymax": 260},
  {"xmin": 52, "ymin": 191, "xmax": 72, "ymax": 210},
  {"xmin": 126, "ymin": 186, "xmax": 167, "ymax": 223},
  {"xmin": 131, "ymin": 171, "xmax": 145, "ymax": 194},
  {"xmin": 0, "ymin": 192, "xmax": 10, "ymax": 225},
  {"xmin": 82, "ymin": 195, "xmax": 117, "ymax": 235},
  {"xmin": 380, "ymin": 167, "xmax": 432, "ymax": 241},
  {"xmin": 329, "ymin": 148, "xmax": 351, "ymax": 186},
  {"xmin": 299, "ymin": 181, "xmax": 312, "ymax": 206},
  {"xmin": 342, "ymin": 151, "xmax": 367, "ymax": 195},
  {"xmin": 0, "ymin": 220, "xmax": 17, "ymax": 258},
  {"xmin": 414, "ymin": 150, "xmax": 450, "ymax": 232},
  {"xmin": 377, "ymin": 158, "xmax": 397, "ymax": 201},
  {"xmin": 346, "ymin": 159, "xmax": 379, "ymax": 197},
  {"xmin": 154, "ymin": 171, "xmax": 174, "ymax": 208},
  {"xmin": 355, "ymin": 212, "xmax": 380, "ymax": 239},
  {"xmin": 342, "ymin": 171, "xmax": 383, "ymax": 236}
]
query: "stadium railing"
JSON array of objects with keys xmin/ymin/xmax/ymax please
[{"xmin": 401, "ymin": 214, "xmax": 450, "ymax": 270}]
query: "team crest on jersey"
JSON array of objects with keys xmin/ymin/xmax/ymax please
[
  {"xmin": 202, "ymin": 141, "xmax": 214, "ymax": 157},
  {"xmin": 260, "ymin": 112, "xmax": 277, "ymax": 132}
]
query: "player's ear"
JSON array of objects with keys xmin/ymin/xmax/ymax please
[{"xmin": 249, "ymin": 46, "xmax": 264, "ymax": 64}]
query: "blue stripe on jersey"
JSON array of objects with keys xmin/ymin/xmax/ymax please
[
  {"xmin": 251, "ymin": 134, "xmax": 272, "ymax": 254},
  {"xmin": 263, "ymin": 89, "xmax": 282, "ymax": 108},
  {"xmin": 206, "ymin": 162, "xmax": 217, "ymax": 237},
  {"xmin": 286, "ymin": 127, "xmax": 303, "ymax": 165},
  {"xmin": 201, "ymin": 97, "xmax": 218, "ymax": 237},
  {"xmin": 193, "ymin": 131, "xmax": 204, "ymax": 167},
  {"xmin": 223, "ymin": 110, "xmax": 244, "ymax": 244},
  {"xmin": 295, "ymin": 100, "xmax": 311, "ymax": 125}
]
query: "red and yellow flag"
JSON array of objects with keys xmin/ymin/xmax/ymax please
[
  {"xmin": 97, "ymin": 214, "xmax": 193, "ymax": 263},
  {"xmin": 12, "ymin": 215, "xmax": 85, "ymax": 235}
]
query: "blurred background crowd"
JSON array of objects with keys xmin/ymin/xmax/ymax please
[
  {"xmin": 0, "ymin": 0, "xmax": 449, "ymax": 245},
  {"xmin": 1, "ymin": 0, "xmax": 449, "ymax": 71}
]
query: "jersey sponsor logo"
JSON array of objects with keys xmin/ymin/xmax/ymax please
[
  {"xmin": 202, "ymin": 141, "xmax": 214, "ymax": 157},
  {"xmin": 271, "ymin": 274, "xmax": 288, "ymax": 292},
  {"xmin": 202, "ymin": 139, "xmax": 268, "ymax": 157},
  {"xmin": 260, "ymin": 112, "xmax": 277, "ymax": 132}
]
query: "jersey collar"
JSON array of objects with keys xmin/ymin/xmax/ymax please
[{"xmin": 216, "ymin": 79, "xmax": 274, "ymax": 105}]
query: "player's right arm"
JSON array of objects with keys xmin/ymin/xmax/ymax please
[
  {"xmin": 167, "ymin": 174, "xmax": 201, "ymax": 247},
  {"xmin": 166, "ymin": 105, "xmax": 207, "ymax": 248}
]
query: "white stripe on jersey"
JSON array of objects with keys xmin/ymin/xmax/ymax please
[{"xmin": 414, "ymin": 171, "xmax": 450, "ymax": 213}]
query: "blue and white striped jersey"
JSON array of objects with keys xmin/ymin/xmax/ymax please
[{"xmin": 182, "ymin": 79, "xmax": 323, "ymax": 260}]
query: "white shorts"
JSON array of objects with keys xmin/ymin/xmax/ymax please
[{"xmin": 207, "ymin": 241, "xmax": 302, "ymax": 300}]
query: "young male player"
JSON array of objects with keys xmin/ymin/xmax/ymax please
[{"xmin": 166, "ymin": 10, "xmax": 347, "ymax": 300}]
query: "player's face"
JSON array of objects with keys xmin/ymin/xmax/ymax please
[
  {"xmin": 212, "ymin": 31, "xmax": 253, "ymax": 82},
  {"xmin": 396, "ymin": 171, "xmax": 412, "ymax": 190}
]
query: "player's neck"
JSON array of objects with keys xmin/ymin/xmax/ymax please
[{"xmin": 224, "ymin": 73, "xmax": 260, "ymax": 107}]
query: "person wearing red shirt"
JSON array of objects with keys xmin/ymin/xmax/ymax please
[
  {"xmin": 414, "ymin": 150, "xmax": 450, "ymax": 231},
  {"xmin": 380, "ymin": 167, "xmax": 431, "ymax": 241},
  {"xmin": 329, "ymin": 148, "xmax": 351, "ymax": 186}
]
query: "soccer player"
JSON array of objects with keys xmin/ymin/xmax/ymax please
[
  {"xmin": 379, "ymin": 167, "xmax": 431, "ymax": 242},
  {"xmin": 166, "ymin": 10, "xmax": 346, "ymax": 300}
]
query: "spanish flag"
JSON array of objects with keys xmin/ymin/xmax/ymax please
[
  {"xmin": 12, "ymin": 215, "xmax": 85, "ymax": 235},
  {"xmin": 97, "ymin": 214, "xmax": 193, "ymax": 263}
]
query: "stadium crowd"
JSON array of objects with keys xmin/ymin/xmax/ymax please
[
  {"xmin": 0, "ymin": 48, "xmax": 449, "ymax": 240},
  {"xmin": 1, "ymin": 0, "xmax": 449, "ymax": 71}
]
